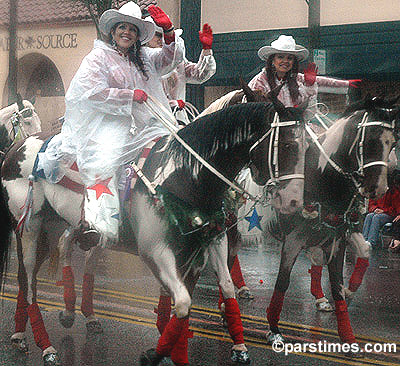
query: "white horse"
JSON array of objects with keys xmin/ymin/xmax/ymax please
[{"xmin": 0, "ymin": 96, "xmax": 41, "ymax": 147}]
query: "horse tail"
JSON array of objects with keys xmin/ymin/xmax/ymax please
[{"xmin": 0, "ymin": 181, "xmax": 13, "ymax": 292}]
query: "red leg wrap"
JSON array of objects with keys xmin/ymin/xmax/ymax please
[
  {"xmin": 156, "ymin": 315, "xmax": 189, "ymax": 356},
  {"xmin": 348, "ymin": 258, "xmax": 369, "ymax": 292},
  {"xmin": 170, "ymin": 322, "xmax": 193, "ymax": 366},
  {"xmin": 27, "ymin": 303, "xmax": 51, "ymax": 351},
  {"xmin": 14, "ymin": 290, "xmax": 29, "ymax": 333},
  {"xmin": 56, "ymin": 266, "xmax": 76, "ymax": 312},
  {"xmin": 267, "ymin": 289, "xmax": 285, "ymax": 329},
  {"xmin": 155, "ymin": 295, "xmax": 172, "ymax": 335},
  {"xmin": 309, "ymin": 265, "xmax": 325, "ymax": 299},
  {"xmin": 81, "ymin": 273, "xmax": 94, "ymax": 318},
  {"xmin": 224, "ymin": 298, "xmax": 244, "ymax": 344},
  {"xmin": 231, "ymin": 256, "xmax": 246, "ymax": 289},
  {"xmin": 335, "ymin": 300, "xmax": 356, "ymax": 343}
]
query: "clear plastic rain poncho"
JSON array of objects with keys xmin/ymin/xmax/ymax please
[
  {"xmin": 249, "ymin": 68, "xmax": 350, "ymax": 113},
  {"xmin": 37, "ymin": 36, "xmax": 184, "ymax": 186},
  {"xmin": 161, "ymin": 30, "xmax": 216, "ymax": 124}
]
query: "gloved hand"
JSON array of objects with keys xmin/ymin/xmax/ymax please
[
  {"xmin": 348, "ymin": 79, "xmax": 362, "ymax": 88},
  {"xmin": 148, "ymin": 5, "xmax": 173, "ymax": 32},
  {"xmin": 177, "ymin": 99, "xmax": 185, "ymax": 110},
  {"xmin": 304, "ymin": 62, "xmax": 318, "ymax": 86},
  {"xmin": 133, "ymin": 89, "xmax": 148, "ymax": 103},
  {"xmin": 199, "ymin": 23, "xmax": 213, "ymax": 50}
]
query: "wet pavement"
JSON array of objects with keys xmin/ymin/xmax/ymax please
[{"xmin": 0, "ymin": 236, "xmax": 399, "ymax": 366}]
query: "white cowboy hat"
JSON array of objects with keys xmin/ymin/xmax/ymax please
[
  {"xmin": 99, "ymin": 2, "xmax": 155, "ymax": 44},
  {"xmin": 144, "ymin": 16, "xmax": 163, "ymax": 35},
  {"xmin": 258, "ymin": 35, "xmax": 309, "ymax": 62}
]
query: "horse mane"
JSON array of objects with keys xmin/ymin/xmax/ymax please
[
  {"xmin": 196, "ymin": 90, "xmax": 243, "ymax": 119},
  {"xmin": 342, "ymin": 96, "xmax": 399, "ymax": 118},
  {"xmin": 167, "ymin": 102, "xmax": 274, "ymax": 173}
]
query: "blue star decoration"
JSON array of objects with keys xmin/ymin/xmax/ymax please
[{"xmin": 245, "ymin": 207, "xmax": 263, "ymax": 231}]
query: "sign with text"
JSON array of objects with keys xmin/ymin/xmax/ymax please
[
  {"xmin": 313, "ymin": 49, "xmax": 326, "ymax": 75},
  {"xmin": 0, "ymin": 33, "xmax": 78, "ymax": 52}
]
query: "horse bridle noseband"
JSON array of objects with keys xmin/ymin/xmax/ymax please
[{"xmin": 249, "ymin": 112, "xmax": 305, "ymax": 191}]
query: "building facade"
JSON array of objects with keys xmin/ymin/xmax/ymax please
[{"xmin": 1, "ymin": 0, "xmax": 399, "ymax": 130}]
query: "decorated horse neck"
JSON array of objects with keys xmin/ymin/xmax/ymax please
[{"xmin": 162, "ymin": 102, "xmax": 302, "ymax": 212}]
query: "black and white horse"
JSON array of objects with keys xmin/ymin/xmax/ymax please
[
  {"xmin": 264, "ymin": 97, "xmax": 399, "ymax": 349},
  {"xmin": 0, "ymin": 100, "xmax": 307, "ymax": 365}
]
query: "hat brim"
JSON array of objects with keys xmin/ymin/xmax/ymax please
[
  {"xmin": 258, "ymin": 45, "xmax": 309, "ymax": 62},
  {"xmin": 99, "ymin": 9, "xmax": 155, "ymax": 45}
]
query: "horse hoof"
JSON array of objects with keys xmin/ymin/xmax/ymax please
[
  {"xmin": 266, "ymin": 331, "xmax": 284, "ymax": 345},
  {"xmin": 343, "ymin": 350, "xmax": 364, "ymax": 359},
  {"xmin": 238, "ymin": 286, "xmax": 254, "ymax": 300},
  {"xmin": 231, "ymin": 349, "xmax": 251, "ymax": 364},
  {"xmin": 315, "ymin": 297, "xmax": 334, "ymax": 312},
  {"xmin": 86, "ymin": 320, "xmax": 103, "ymax": 334},
  {"xmin": 11, "ymin": 337, "xmax": 29, "ymax": 353},
  {"xmin": 59, "ymin": 310, "xmax": 75, "ymax": 328},
  {"xmin": 139, "ymin": 348, "xmax": 164, "ymax": 366},
  {"xmin": 43, "ymin": 352, "xmax": 61, "ymax": 366},
  {"xmin": 344, "ymin": 288, "xmax": 354, "ymax": 306}
]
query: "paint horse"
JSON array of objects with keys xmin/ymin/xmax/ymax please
[
  {"xmin": 0, "ymin": 100, "xmax": 307, "ymax": 366},
  {"xmin": 0, "ymin": 95, "xmax": 41, "ymax": 149},
  {"xmin": 264, "ymin": 96, "xmax": 399, "ymax": 350}
]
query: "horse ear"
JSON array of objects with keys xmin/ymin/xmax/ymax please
[
  {"xmin": 267, "ymin": 84, "xmax": 285, "ymax": 113},
  {"xmin": 16, "ymin": 93, "xmax": 24, "ymax": 110},
  {"xmin": 239, "ymin": 77, "xmax": 257, "ymax": 102}
]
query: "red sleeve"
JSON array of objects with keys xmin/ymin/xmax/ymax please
[{"xmin": 368, "ymin": 197, "xmax": 383, "ymax": 212}]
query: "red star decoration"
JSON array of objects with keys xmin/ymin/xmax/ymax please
[{"xmin": 87, "ymin": 177, "xmax": 114, "ymax": 199}]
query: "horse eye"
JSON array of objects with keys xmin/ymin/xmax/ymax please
[{"xmin": 22, "ymin": 109, "xmax": 33, "ymax": 118}]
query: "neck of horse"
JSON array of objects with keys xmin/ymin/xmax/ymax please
[
  {"xmin": 305, "ymin": 117, "xmax": 359, "ymax": 212},
  {"xmin": 163, "ymin": 103, "xmax": 272, "ymax": 212}
]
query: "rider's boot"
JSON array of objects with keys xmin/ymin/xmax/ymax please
[{"xmin": 78, "ymin": 176, "xmax": 120, "ymax": 251}]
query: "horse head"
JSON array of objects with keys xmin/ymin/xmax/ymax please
[
  {"xmin": 249, "ymin": 97, "xmax": 308, "ymax": 214},
  {"xmin": 327, "ymin": 96, "xmax": 399, "ymax": 199},
  {"xmin": 0, "ymin": 97, "xmax": 41, "ymax": 152}
]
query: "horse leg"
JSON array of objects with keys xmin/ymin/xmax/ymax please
[
  {"xmin": 155, "ymin": 286, "xmax": 172, "ymax": 335},
  {"xmin": 209, "ymin": 236, "xmax": 250, "ymax": 365},
  {"xmin": 11, "ymin": 235, "xmax": 29, "ymax": 353},
  {"xmin": 326, "ymin": 239, "xmax": 357, "ymax": 346},
  {"xmin": 266, "ymin": 232, "xmax": 304, "ymax": 344},
  {"xmin": 139, "ymin": 242, "xmax": 192, "ymax": 366},
  {"xmin": 81, "ymin": 245, "xmax": 103, "ymax": 333},
  {"xmin": 169, "ymin": 270, "xmax": 199, "ymax": 366},
  {"xmin": 19, "ymin": 223, "xmax": 61, "ymax": 365},
  {"xmin": 307, "ymin": 246, "xmax": 333, "ymax": 312},
  {"xmin": 57, "ymin": 228, "xmax": 77, "ymax": 328},
  {"xmin": 345, "ymin": 232, "xmax": 370, "ymax": 302}
]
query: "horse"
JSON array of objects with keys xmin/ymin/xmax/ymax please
[
  {"xmin": 263, "ymin": 96, "xmax": 399, "ymax": 350},
  {"xmin": 0, "ymin": 99, "xmax": 308, "ymax": 366},
  {"xmin": 54, "ymin": 82, "xmax": 283, "ymax": 343},
  {"xmin": 0, "ymin": 95, "xmax": 41, "ymax": 149}
]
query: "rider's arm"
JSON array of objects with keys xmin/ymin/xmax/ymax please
[{"xmin": 184, "ymin": 51, "xmax": 216, "ymax": 84}]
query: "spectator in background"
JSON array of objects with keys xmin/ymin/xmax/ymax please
[{"xmin": 363, "ymin": 170, "xmax": 400, "ymax": 248}]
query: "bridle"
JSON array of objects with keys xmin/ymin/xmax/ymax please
[
  {"xmin": 305, "ymin": 110, "xmax": 396, "ymax": 190},
  {"xmin": 8, "ymin": 106, "xmax": 34, "ymax": 142},
  {"xmin": 249, "ymin": 112, "xmax": 305, "ymax": 191}
]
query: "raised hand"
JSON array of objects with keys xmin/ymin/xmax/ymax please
[
  {"xmin": 348, "ymin": 79, "xmax": 362, "ymax": 88},
  {"xmin": 199, "ymin": 23, "xmax": 213, "ymax": 50},
  {"xmin": 148, "ymin": 5, "xmax": 173, "ymax": 32},
  {"xmin": 133, "ymin": 89, "xmax": 148, "ymax": 103},
  {"xmin": 304, "ymin": 62, "xmax": 318, "ymax": 86}
]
